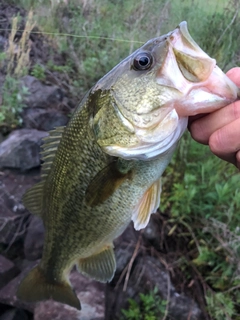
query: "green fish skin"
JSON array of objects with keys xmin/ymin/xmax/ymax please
[{"xmin": 17, "ymin": 21, "xmax": 239, "ymax": 310}]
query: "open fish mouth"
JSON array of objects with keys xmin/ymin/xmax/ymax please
[{"xmin": 157, "ymin": 21, "xmax": 239, "ymax": 117}]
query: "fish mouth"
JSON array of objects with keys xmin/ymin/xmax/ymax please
[{"xmin": 157, "ymin": 21, "xmax": 239, "ymax": 117}]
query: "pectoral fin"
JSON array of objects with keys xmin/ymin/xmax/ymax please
[
  {"xmin": 132, "ymin": 179, "xmax": 162, "ymax": 230},
  {"xmin": 77, "ymin": 244, "xmax": 116, "ymax": 282},
  {"xmin": 85, "ymin": 161, "xmax": 132, "ymax": 207}
]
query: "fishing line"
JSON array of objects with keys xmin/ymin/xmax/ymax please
[{"xmin": 0, "ymin": 29, "xmax": 145, "ymax": 44}]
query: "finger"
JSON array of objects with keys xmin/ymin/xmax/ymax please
[
  {"xmin": 226, "ymin": 67, "xmax": 240, "ymax": 87},
  {"xmin": 209, "ymin": 118, "xmax": 240, "ymax": 165},
  {"xmin": 188, "ymin": 113, "xmax": 208, "ymax": 127},
  {"xmin": 189, "ymin": 100, "xmax": 240, "ymax": 144}
]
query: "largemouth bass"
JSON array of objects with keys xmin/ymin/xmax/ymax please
[{"xmin": 17, "ymin": 22, "xmax": 239, "ymax": 310}]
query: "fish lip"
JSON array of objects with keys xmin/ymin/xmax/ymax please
[{"xmin": 174, "ymin": 86, "xmax": 238, "ymax": 117}]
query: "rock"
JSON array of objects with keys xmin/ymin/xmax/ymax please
[
  {"xmin": 0, "ymin": 308, "xmax": 29, "ymax": 320},
  {"xmin": 23, "ymin": 108, "xmax": 68, "ymax": 132},
  {"xmin": 0, "ymin": 35, "xmax": 8, "ymax": 52},
  {"xmin": 143, "ymin": 213, "xmax": 162, "ymax": 244},
  {"xmin": 0, "ymin": 261, "xmax": 37, "ymax": 312},
  {"xmin": 0, "ymin": 259, "xmax": 105, "ymax": 319},
  {"xmin": 105, "ymin": 255, "xmax": 203, "ymax": 320},
  {"xmin": 133, "ymin": 257, "xmax": 203, "ymax": 320},
  {"xmin": 34, "ymin": 271, "xmax": 105, "ymax": 320},
  {"xmin": 20, "ymin": 76, "xmax": 68, "ymax": 131},
  {"xmin": 24, "ymin": 216, "xmax": 44, "ymax": 261},
  {"xmin": 21, "ymin": 76, "xmax": 64, "ymax": 109},
  {"xmin": 0, "ymin": 255, "xmax": 19, "ymax": 290},
  {"xmin": 0, "ymin": 129, "xmax": 48, "ymax": 171},
  {"xmin": 114, "ymin": 224, "xmax": 138, "ymax": 274},
  {"xmin": 0, "ymin": 133, "xmax": 4, "ymax": 143},
  {"xmin": 0, "ymin": 208, "xmax": 28, "ymax": 246}
]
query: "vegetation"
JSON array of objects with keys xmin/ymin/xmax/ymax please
[
  {"xmin": 0, "ymin": 11, "xmax": 33, "ymax": 131},
  {"xmin": 0, "ymin": 75, "xmax": 29, "ymax": 128},
  {"xmin": 161, "ymin": 134, "xmax": 240, "ymax": 319},
  {"xmin": 1, "ymin": 0, "xmax": 240, "ymax": 318},
  {"xmin": 121, "ymin": 287, "xmax": 167, "ymax": 320}
]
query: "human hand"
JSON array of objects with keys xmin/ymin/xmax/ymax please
[{"xmin": 188, "ymin": 67, "xmax": 240, "ymax": 170}]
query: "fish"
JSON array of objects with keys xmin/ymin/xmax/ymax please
[{"xmin": 17, "ymin": 21, "xmax": 239, "ymax": 310}]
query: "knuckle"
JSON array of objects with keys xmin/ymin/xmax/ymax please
[
  {"xmin": 189, "ymin": 121, "xmax": 208, "ymax": 144},
  {"xmin": 209, "ymin": 131, "xmax": 222, "ymax": 154}
]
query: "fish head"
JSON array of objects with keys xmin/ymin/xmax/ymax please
[{"xmin": 92, "ymin": 22, "xmax": 239, "ymax": 160}]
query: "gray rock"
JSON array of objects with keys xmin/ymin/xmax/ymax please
[
  {"xmin": 0, "ymin": 35, "xmax": 8, "ymax": 52},
  {"xmin": 0, "ymin": 132, "xmax": 4, "ymax": 143},
  {"xmin": 106, "ymin": 256, "xmax": 203, "ymax": 320},
  {"xmin": 106, "ymin": 221, "xmax": 204, "ymax": 320},
  {"xmin": 0, "ymin": 255, "xmax": 19, "ymax": 290},
  {"xmin": 114, "ymin": 224, "xmax": 137, "ymax": 274},
  {"xmin": 0, "ymin": 259, "xmax": 105, "ymax": 319},
  {"xmin": 133, "ymin": 257, "xmax": 203, "ymax": 320},
  {"xmin": 24, "ymin": 216, "xmax": 44, "ymax": 261},
  {"xmin": 21, "ymin": 76, "xmax": 64, "ymax": 109},
  {"xmin": 0, "ymin": 129, "xmax": 48, "ymax": 171},
  {"xmin": 0, "ymin": 261, "xmax": 37, "ymax": 312},
  {"xmin": 23, "ymin": 108, "xmax": 68, "ymax": 131},
  {"xmin": 0, "ymin": 308, "xmax": 29, "ymax": 320},
  {"xmin": 20, "ymin": 75, "xmax": 67, "ymax": 131},
  {"xmin": 0, "ymin": 208, "xmax": 28, "ymax": 246},
  {"xmin": 143, "ymin": 213, "xmax": 161, "ymax": 243}
]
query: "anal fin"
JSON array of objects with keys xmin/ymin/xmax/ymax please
[
  {"xmin": 132, "ymin": 179, "xmax": 162, "ymax": 230},
  {"xmin": 22, "ymin": 181, "xmax": 44, "ymax": 216},
  {"xmin": 77, "ymin": 244, "xmax": 116, "ymax": 282}
]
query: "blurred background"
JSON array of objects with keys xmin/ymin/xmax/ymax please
[{"xmin": 0, "ymin": 0, "xmax": 240, "ymax": 319}]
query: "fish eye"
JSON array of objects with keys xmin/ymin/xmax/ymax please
[{"xmin": 133, "ymin": 52, "xmax": 153, "ymax": 71}]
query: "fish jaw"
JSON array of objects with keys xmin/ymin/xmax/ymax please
[{"xmin": 174, "ymin": 65, "xmax": 240, "ymax": 117}]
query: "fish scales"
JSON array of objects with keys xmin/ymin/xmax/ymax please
[{"xmin": 17, "ymin": 21, "xmax": 239, "ymax": 310}]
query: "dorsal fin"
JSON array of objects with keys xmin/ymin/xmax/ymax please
[
  {"xmin": 40, "ymin": 126, "xmax": 65, "ymax": 179},
  {"xmin": 22, "ymin": 126, "xmax": 65, "ymax": 216}
]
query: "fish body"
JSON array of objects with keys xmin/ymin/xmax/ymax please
[{"xmin": 17, "ymin": 22, "xmax": 239, "ymax": 310}]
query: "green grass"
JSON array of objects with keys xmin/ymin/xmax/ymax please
[
  {"xmin": 172, "ymin": 0, "xmax": 227, "ymax": 14},
  {"xmin": 121, "ymin": 287, "xmax": 167, "ymax": 320}
]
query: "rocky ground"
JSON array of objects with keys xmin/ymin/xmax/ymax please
[{"xmin": 0, "ymin": 3, "xmax": 207, "ymax": 320}]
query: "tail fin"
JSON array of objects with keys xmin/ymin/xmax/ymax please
[{"xmin": 17, "ymin": 266, "xmax": 81, "ymax": 310}]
